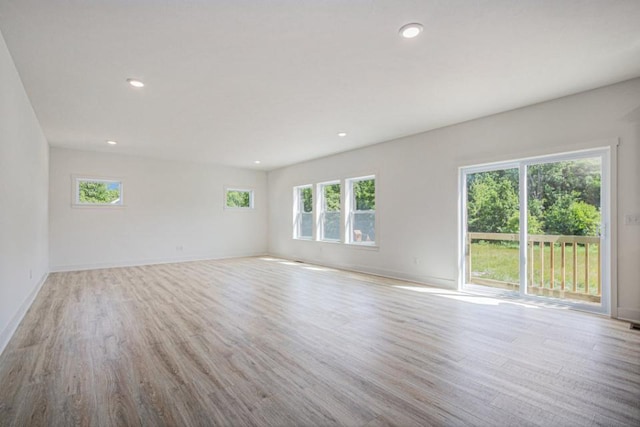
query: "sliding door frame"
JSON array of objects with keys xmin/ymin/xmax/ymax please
[{"xmin": 459, "ymin": 147, "xmax": 611, "ymax": 315}]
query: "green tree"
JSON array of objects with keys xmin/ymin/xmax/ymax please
[
  {"xmin": 504, "ymin": 211, "xmax": 543, "ymax": 234},
  {"xmin": 353, "ymin": 179, "xmax": 375, "ymax": 241},
  {"xmin": 301, "ymin": 187, "xmax": 313, "ymax": 212},
  {"xmin": 324, "ymin": 184, "xmax": 340, "ymax": 211},
  {"xmin": 467, "ymin": 172, "xmax": 519, "ymax": 233},
  {"xmin": 79, "ymin": 181, "xmax": 120, "ymax": 204},
  {"xmin": 467, "ymin": 160, "xmax": 601, "ymax": 238},
  {"xmin": 322, "ymin": 184, "xmax": 341, "ymax": 239},
  {"xmin": 227, "ymin": 190, "xmax": 250, "ymax": 207},
  {"xmin": 527, "ymin": 160, "xmax": 601, "ymax": 216},
  {"xmin": 544, "ymin": 193, "xmax": 600, "ymax": 236},
  {"xmin": 354, "ymin": 179, "xmax": 375, "ymax": 210}
]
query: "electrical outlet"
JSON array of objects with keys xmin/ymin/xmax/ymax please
[
  {"xmin": 413, "ymin": 257, "xmax": 420, "ymax": 265},
  {"xmin": 29, "ymin": 269, "xmax": 33, "ymax": 279},
  {"xmin": 176, "ymin": 245, "xmax": 184, "ymax": 252},
  {"xmin": 624, "ymin": 214, "xmax": 640, "ymax": 226}
]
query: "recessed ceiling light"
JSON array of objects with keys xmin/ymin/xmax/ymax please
[
  {"xmin": 399, "ymin": 23, "xmax": 423, "ymax": 39},
  {"xmin": 106, "ymin": 140, "xmax": 117, "ymax": 145},
  {"xmin": 254, "ymin": 160, "xmax": 261, "ymax": 164},
  {"xmin": 127, "ymin": 78, "xmax": 144, "ymax": 88},
  {"xmin": 338, "ymin": 132, "xmax": 347, "ymax": 137}
]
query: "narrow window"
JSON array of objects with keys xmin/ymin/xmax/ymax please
[
  {"xmin": 74, "ymin": 177, "xmax": 123, "ymax": 206},
  {"xmin": 319, "ymin": 181, "xmax": 341, "ymax": 241},
  {"xmin": 294, "ymin": 185, "xmax": 313, "ymax": 239},
  {"xmin": 226, "ymin": 188, "xmax": 254, "ymax": 209},
  {"xmin": 347, "ymin": 176, "xmax": 375, "ymax": 244}
]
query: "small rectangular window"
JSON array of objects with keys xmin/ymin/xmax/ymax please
[
  {"xmin": 347, "ymin": 176, "xmax": 375, "ymax": 244},
  {"xmin": 319, "ymin": 181, "xmax": 341, "ymax": 241},
  {"xmin": 294, "ymin": 185, "xmax": 313, "ymax": 239},
  {"xmin": 226, "ymin": 188, "xmax": 254, "ymax": 209},
  {"xmin": 74, "ymin": 177, "xmax": 123, "ymax": 206}
]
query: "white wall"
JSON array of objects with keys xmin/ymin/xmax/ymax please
[
  {"xmin": 268, "ymin": 78, "xmax": 640, "ymax": 322},
  {"xmin": 50, "ymin": 148, "xmax": 268, "ymax": 271},
  {"xmin": 0, "ymin": 30, "xmax": 49, "ymax": 353}
]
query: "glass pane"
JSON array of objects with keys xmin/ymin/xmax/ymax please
[
  {"xmin": 527, "ymin": 158, "xmax": 601, "ymax": 304},
  {"xmin": 300, "ymin": 187, "xmax": 313, "ymax": 213},
  {"xmin": 353, "ymin": 212, "xmax": 375, "ymax": 242},
  {"xmin": 466, "ymin": 168, "xmax": 520, "ymax": 291},
  {"xmin": 354, "ymin": 179, "xmax": 375, "ymax": 210},
  {"xmin": 300, "ymin": 212, "xmax": 313, "ymax": 238},
  {"xmin": 227, "ymin": 190, "xmax": 251, "ymax": 208},
  {"xmin": 78, "ymin": 180, "xmax": 122, "ymax": 205},
  {"xmin": 323, "ymin": 184, "xmax": 340, "ymax": 212},
  {"xmin": 323, "ymin": 211, "xmax": 340, "ymax": 240}
]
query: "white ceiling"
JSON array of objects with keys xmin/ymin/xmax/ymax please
[{"xmin": 1, "ymin": 0, "xmax": 640, "ymax": 170}]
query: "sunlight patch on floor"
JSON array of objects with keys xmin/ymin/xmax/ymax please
[
  {"xmin": 278, "ymin": 261, "xmax": 300, "ymax": 266},
  {"xmin": 303, "ymin": 266, "xmax": 336, "ymax": 272},
  {"xmin": 393, "ymin": 286, "xmax": 458, "ymax": 295},
  {"xmin": 393, "ymin": 285, "xmax": 540, "ymax": 309}
]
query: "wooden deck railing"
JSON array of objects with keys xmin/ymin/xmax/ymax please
[{"xmin": 466, "ymin": 232, "xmax": 601, "ymax": 303}]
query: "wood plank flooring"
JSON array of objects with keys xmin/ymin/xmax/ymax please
[{"xmin": 0, "ymin": 257, "xmax": 639, "ymax": 426}]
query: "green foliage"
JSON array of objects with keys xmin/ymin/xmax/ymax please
[
  {"xmin": 528, "ymin": 160, "xmax": 600, "ymax": 208},
  {"xmin": 354, "ymin": 179, "xmax": 375, "ymax": 210},
  {"xmin": 324, "ymin": 184, "xmax": 341, "ymax": 211},
  {"xmin": 504, "ymin": 211, "xmax": 543, "ymax": 234},
  {"xmin": 227, "ymin": 190, "xmax": 251, "ymax": 208},
  {"xmin": 301, "ymin": 187, "xmax": 313, "ymax": 213},
  {"xmin": 467, "ymin": 159, "xmax": 601, "ymax": 236},
  {"xmin": 320, "ymin": 184, "xmax": 341, "ymax": 239},
  {"xmin": 79, "ymin": 181, "xmax": 120, "ymax": 204},
  {"xmin": 544, "ymin": 194, "xmax": 600, "ymax": 236},
  {"xmin": 568, "ymin": 201, "xmax": 600, "ymax": 236},
  {"xmin": 467, "ymin": 172, "xmax": 519, "ymax": 233},
  {"xmin": 352, "ymin": 179, "xmax": 376, "ymax": 241}
]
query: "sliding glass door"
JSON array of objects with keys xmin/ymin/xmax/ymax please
[
  {"xmin": 464, "ymin": 166, "xmax": 520, "ymax": 291},
  {"xmin": 526, "ymin": 157, "xmax": 604, "ymax": 306},
  {"xmin": 461, "ymin": 148, "xmax": 610, "ymax": 313}
]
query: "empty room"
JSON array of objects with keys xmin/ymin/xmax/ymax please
[{"xmin": 1, "ymin": 1, "xmax": 640, "ymax": 426}]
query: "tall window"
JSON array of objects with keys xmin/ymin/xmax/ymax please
[
  {"xmin": 319, "ymin": 181, "xmax": 341, "ymax": 241},
  {"xmin": 347, "ymin": 176, "xmax": 375, "ymax": 244},
  {"xmin": 294, "ymin": 185, "xmax": 313, "ymax": 239}
]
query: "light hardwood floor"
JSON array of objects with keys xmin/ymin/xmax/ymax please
[{"xmin": 0, "ymin": 257, "xmax": 638, "ymax": 426}]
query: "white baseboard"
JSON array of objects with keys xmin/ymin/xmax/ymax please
[
  {"xmin": 0, "ymin": 272, "xmax": 49, "ymax": 357},
  {"xmin": 49, "ymin": 251, "xmax": 268, "ymax": 273},
  {"xmin": 617, "ymin": 307, "xmax": 640, "ymax": 324},
  {"xmin": 267, "ymin": 252, "xmax": 457, "ymax": 290}
]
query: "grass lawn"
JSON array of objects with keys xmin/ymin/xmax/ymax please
[{"xmin": 470, "ymin": 241, "xmax": 600, "ymax": 295}]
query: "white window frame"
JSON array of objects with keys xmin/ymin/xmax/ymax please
[
  {"xmin": 72, "ymin": 175, "xmax": 124, "ymax": 207},
  {"xmin": 458, "ymin": 147, "xmax": 612, "ymax": 315},
  {"xmin": 293, "ymin": 185, "xmax": 313, "ymax": 240},
  {"xmin": 224, "ymin": 187, "xmax": 255, "ymax": 210},
  {"xmin": 346, "ymin": 175, "xmax": 376, "ymax": 245},
  {"xmin": 317, "ymin": 180, "xmax": 341, "ymax": 242}
]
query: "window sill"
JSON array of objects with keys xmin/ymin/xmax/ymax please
[
  {"xmin": 72, "ymin": 203, "xmax": 125, "ymax": 209},
  {"xmin": 345, "ymin": 242, "xmax": 379, "ymax": 251},
  {"xmin": 224, "ymin": 207, "xmax": 255, "ymax": 212},
  {"xmin": 290, "ymin": 239, "xmax": 379, "ymax": 251}
]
